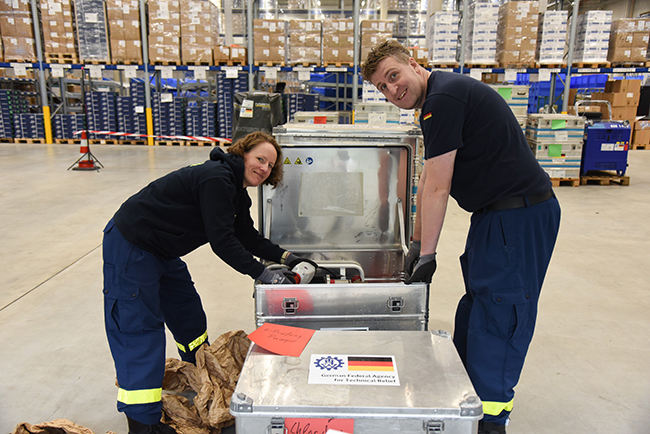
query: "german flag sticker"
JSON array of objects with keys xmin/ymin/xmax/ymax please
[
  {"xmin": 423, "ymin": 112, "xmax": 432, "ymax": 121},
  {"xmin": 347, "ymin": 356, "xmax": 395, "ymax": 371}
]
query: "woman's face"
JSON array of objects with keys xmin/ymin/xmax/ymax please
[{"xmin": 242, "ymin": 141, "xmax": 278, "ymax": 188}]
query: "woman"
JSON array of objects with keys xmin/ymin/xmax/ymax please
[{"xmin": 102, "ymin": 131, "xmax": 301, "ymax": 434}]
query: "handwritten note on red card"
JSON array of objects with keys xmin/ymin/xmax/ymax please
[
  {"xmin": 285, "ymin": 418, "xmax": 354, "ymax": 434},
  {"xmin": 247, "ymin": 323, "xmax": 315, "ymax": 357}
]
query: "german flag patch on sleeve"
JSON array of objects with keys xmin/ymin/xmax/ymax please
[{"xmin": 423, "ymin": 112, "xmax": 432, "ymax": 121}]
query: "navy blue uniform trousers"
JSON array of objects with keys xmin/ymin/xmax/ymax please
[
  {"xmin": 102, "ymin": 220, "xmax": 208, "ymax": 424},
  {"xmin": 453, "ymin": 197, "xmax": 560, "ymax": 425}
]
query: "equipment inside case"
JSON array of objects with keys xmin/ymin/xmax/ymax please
[{"xmin": 255, "ymin": 125, "xmax": 429, "ymax": 331}]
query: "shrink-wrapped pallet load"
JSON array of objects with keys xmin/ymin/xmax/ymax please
[{"xmin": 74, "ymin": 0, "xmax": 110, "ymax": 63}]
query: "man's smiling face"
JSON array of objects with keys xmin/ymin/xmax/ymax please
[{"xmin": 370, "ymin": 56, "xmax": 427, "ymax": 110}]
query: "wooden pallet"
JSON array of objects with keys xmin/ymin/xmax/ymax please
[
  {"xmin": 323, "ymin": 62, "xmax": 354, "ymax": 68},
  {"xmin": 45, "ymin": 53, "xmax": 79, "ymax": 64},
  {"xmin": 573, "ymin": 62, "xmax": 610, "ymax": 69},
  {"xmin": 152, "ymin": 60, "xmax": 182, "ymax": 66},
  {"xmin": 120, "ymin": 140, "xmax": 147, "ymax": 145},
  {"xmin": 186, "ymin": 141, "xmax": 217, "ymax": 146},
  {"xmin": 214, "ymin": 60, "xmax": 238, "ymax": 66},
  {"xmin": 580, "ymin": 171, "xmax": 630, "ymax": 186},
  {"xmin": 630, "ymin": 143, "xmax": 648, "ymax": 150},
  {"xmin": 536, "ymin": 63, "xmax": 565, "ymax": 69},
  {"xmin": 89, "ymin": 139, "xmax": 119, "ymax": 145},
  {"xmin": 551, "ymin": 177, "xmax": 580, "ymax": 187},
  {"xmin": 155, "ymin": 140, "xmax": 184, "ymax": 146},
  {"xmin": 55, "ymin": 139, "xmax": 82, "ymax": 145},
  {"xmin": 14, "ymin": 138, "xmax": 47, "ymax": 144},
  {"xmin": 499, "ymin": 63, "xmax": 535, "ymax": 69},
  {"xmin": 611, "ymin": 62, "xmax": 645, "ymax": 68},
  {"xmin": 465, "ymin": 63, "xmax": 499, "ymax": 69},
  {"xmin": 4, "ymin": 58, "xmax": 37, "ymax": 63},
  {"xmin": 290, "ymin": 62, "xmax": 319, "ymax": 67},
  {"xmin": 183, "ymin": 61, "xmax": 213, "ymax": 67},
  {"xmin": 0, "ymin": 138, "xmax": 14, "ymax": 143},
  {"xmin": 430, "ymin": 63, "xmax": 459, "ymax": 69},
  {"xmin": 117, "ymin": 60, "xmax": 142, "ymax": 66},
  {"xmin": 82, "ymin": 59, "xmax": 111, "ymax": 65},
  {"xmin": 254, "ymin": 61, "xmax": 285, "ymax": 67}
]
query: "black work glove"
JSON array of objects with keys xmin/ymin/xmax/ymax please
[
  {"xmin": 405, "ymin": 253, "xmax": 437, "ymax": 284},
  {"xmin": 404, "ymin": 240, "xmax": 421, "ymax": 277},
  {"xmin": 257, "ymin": 267, "xmax": 291, "ymax": 284}
]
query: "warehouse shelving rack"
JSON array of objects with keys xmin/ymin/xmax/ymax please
[{"xmin": 0, "ymin": 0, "xmax": 648, "ymax": 143}]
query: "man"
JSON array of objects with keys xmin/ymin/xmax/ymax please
[{"xmin": 361, "ymin": 41, "xmax": 561, "ymax": 434}]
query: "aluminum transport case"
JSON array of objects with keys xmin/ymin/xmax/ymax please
[
  {"xmin": 255, "ymin": 125, "xmax": 428, "ymax": 331},
  {"xmin": 230, "ymin": 330, "xmax": 482, "ymax": 433}
]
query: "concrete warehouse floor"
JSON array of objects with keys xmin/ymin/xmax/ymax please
[{"xmin": 0, "ymin": 143, "xmax": 648, "ymax": 434}]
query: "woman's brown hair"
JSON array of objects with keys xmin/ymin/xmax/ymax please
[{"xmin": 227, "ymin": 131, "xmax": 284, "ymax": 188}]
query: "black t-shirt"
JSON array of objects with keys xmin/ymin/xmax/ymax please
[{"xmin": 420, "ymin": 71, "xmax": 551, "ymax": 212}]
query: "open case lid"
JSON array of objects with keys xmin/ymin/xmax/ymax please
[
  {"xmin": 259, "ymin": 125, "xmax": 422, "ymax": 280},
  {"xmin": 230, "ymin": 330, "xmax": 482, "ymax": 419}
]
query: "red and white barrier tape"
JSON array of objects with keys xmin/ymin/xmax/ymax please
[{"xmin": 73, "ymin": 130, "xmax": 232, "ymax": 144}]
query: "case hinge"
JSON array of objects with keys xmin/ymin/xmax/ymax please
[
  {"xmin": 426, "ymin": 420, "xmax": 445, "ymax": 432},
  {"xmin": 282, "ymin": 297, "xmax": 299, "ymax": 314},
  {"xmin": 268, "ymin": 417, "xmax": 285, "ymax": 434},
  {"xmin": 387, "ymin": 296, "xmax": 404, "ymax": 313}
]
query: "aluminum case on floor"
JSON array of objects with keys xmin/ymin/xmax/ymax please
[
  {"xmin": 255, "ymin": 125, "xmax": 428, "ymax": 331},
  {"xmin": 230, "ymin": 330, "xmax": 482, "ymax": 434}
]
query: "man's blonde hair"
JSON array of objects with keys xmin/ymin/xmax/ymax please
[{"xmin": 360, "ymin": 40, "xmax": 411, "ymax": 82}]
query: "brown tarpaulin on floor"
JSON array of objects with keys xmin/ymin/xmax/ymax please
[{"xmin": 11, "ymin": 330, "xmax": 250, "ymax": 434}]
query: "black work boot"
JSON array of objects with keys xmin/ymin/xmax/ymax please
[
  {"xmin": 478, "ymin": 421, "xmax": 506, "ymax": 434},
  {"xmin": 127, "ymin": 416, "xmax": 178, "ymax": 434}
]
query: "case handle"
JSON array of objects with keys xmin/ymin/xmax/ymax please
[
  {"xmin": 397, "ymin": 198, "xmax": 408, "ymax": 256},
  {"xmin": 264, "ymin": 198, "xmax": 272, "ymax": 239}
]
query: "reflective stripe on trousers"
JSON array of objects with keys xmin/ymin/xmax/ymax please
[
  {"xmin": 117, "ymin": 388, "xmax": 163, "ymax": 405},
  {"xmin": 176, "ymin": 330, "xmax": 208, "ymax": 353}
]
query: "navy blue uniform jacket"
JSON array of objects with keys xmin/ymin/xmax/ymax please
[{"xmin": 113, "ymin": 147, "xmax": 284, "ymax": 279}]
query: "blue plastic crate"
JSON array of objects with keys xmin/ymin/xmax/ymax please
[{"xmin": 582, "ymin": 121, "xmax": 631, "ymax": 175}]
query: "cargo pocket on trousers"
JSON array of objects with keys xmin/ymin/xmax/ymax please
[
  {"xmin": 103, "ymin": 263, "xmax": 143, "ymax": 334},
  {"xmin": 488, "ymin": 290, "xmax": 530, "ymax": 340}
]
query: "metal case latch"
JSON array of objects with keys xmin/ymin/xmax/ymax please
[
  {"xmin": 268, "ymin": 417, "xmax": 285, "ymax": 434},
  {"xmin": 282, "ymin": 297, "xmax": 299, "ymax": 315},
  {"xmin": 426, "ymin": 420, "xmax": 445, "ymax": 432},
  {"xmin": 387, "ymin": 297, "xmax": 404, "ymax": 313}
]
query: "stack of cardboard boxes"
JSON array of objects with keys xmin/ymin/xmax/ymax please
[
  {"xmin": 0, "ymin": 0, "xmax": 36, "ymax": 62},
  {"xmin": 40, "ymin": 0, "xmax": 76, "ymax": 62},
  {"xmin": 360, "ymin": 20, "xmax": 394, "ymax": 64},
  {"xmin": 107, "ymin": 0, "xmax": 141, "ymax": 64},
  {"xmin": 181, "ymin": 0, "xmax": 220, "ymax": 65},
  {"xmin": 148, "ymin": 0, "xmax": 181, "ymax": 64},
  {"xmin": 464, "ymin": 2, "xmax": 499, "ymax": 65},
  {"xmin": 322, "ymin": 19, "xmax": 354, "ymax": 66},
  {"xmin": 426, "ymin": 11, "xmax": 459, "ymax": 66},
  {"xmin": 607, "ymin": 18, "xmax": 650, "ymax": 65},
  {"xmin": 289, "ymin": 19, "xmax": 321, "ymax": 66},
  {"xmin": 573, "ymin": 10, "xmax": 612, "ymax": 64},
  {"xmin": 536, "ymin": 10, "xmax": 567, "ymax": 66},
  {"xmin": 592, "ymin": 79, "xmax": 641, "ymax": 125},
  {"xmin": 496, "ymin": 1, "xmax": 539, "ymax": 68},
  {"xmin": 253, "ymin": 19, "xmax": 286, "ymax": 65},
  {"xmin": 632, "ymin": 119, "xmax": 650, "ymax": 149}
]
